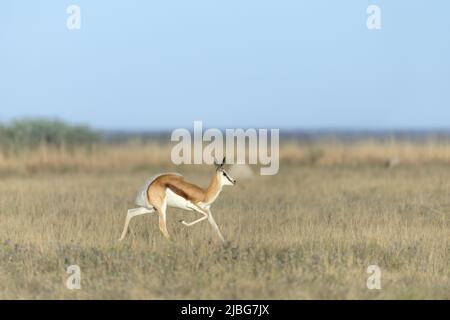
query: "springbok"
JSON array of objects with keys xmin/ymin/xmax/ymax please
[{"xmin": 118, "ymin": 158, "xmax": 236, "ymax": 244}]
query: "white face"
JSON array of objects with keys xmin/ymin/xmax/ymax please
[{"xmin": 219, "ymin": 169, "xmax": 236, "ymax": 186}]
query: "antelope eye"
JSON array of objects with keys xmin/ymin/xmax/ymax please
[{"xmin": 223, "ymin": 172, "xmax": 226, "ymax": 176}]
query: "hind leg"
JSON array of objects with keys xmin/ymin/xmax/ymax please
[
  {"xmin": 119, "ymin": 207, "xmax": 154, "ymax": 241},
  {"xmin": 154, "ymin": 201, "xmax": 170, "ymax": 240}
]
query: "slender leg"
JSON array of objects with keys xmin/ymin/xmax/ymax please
[
  {"xmin": 187, "ymin": 204, "xmax": 226, "ymax": 244},
  {"xmin": 181, "ymin": 202, "xmax": 209, "ymax": 226},
  {"xmin": 206, "ymin": 209, "xmax": 226, "ymax": 244},
  {"xmin": 155, "ymin": 201, "xmax": 170, "ymax": 240},
  {"xmin": 181, "ymin": 215, "xmax": 208, "ymax": 227},
  {"xmin": 119, "ymin": 207, "xmax": 154, "ymax": 241}
]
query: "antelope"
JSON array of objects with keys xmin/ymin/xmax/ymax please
[{"xmin": 118, "ymin": 158, "xmax": 236, "ymax": 244}]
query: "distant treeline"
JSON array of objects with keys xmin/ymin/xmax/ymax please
[
  {"xmin": 0, "ymin": 119, "xmax": 99, "ymax": 150},
  {"xmin": 2, "ymin": 118, "xmax": 450, "ymax": 152}
]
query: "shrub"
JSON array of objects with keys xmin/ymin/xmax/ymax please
[{"xmin": 0, "ymin": 119, "xmax": 99, "ymax": 151}]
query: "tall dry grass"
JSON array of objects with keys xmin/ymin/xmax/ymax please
[
  {"xmin": 0, "ymin": 143, "xmax": 172, "ymax": 175},
  {"xmin": 0, "ymin": 141, "xmax": 449, "ymax": 299},
  {"xmin": 3, "ymin": 139, "xmax": 450, "ymax": 175},
  {"xmin": 281, "ymin": 140, "xmax": 450, "ymax": 166}
]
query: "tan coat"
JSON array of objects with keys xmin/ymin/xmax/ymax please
[{"xmin": 147, "ymin": 173, "xmax": 222, "ymax": 208}]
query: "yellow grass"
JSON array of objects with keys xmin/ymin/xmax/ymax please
[
  {"xmin": 0, "ymin": 142, "xmax": 449, "ymax": 299},
  {"xmin": 3, "ymin": 140, "xmax": 450, "ymax": 175}
]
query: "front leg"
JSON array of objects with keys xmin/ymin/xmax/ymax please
[
  {"xmin": 180, "ymin": 215, "xmax": 208, "ymax": 226},
  {"xmin": 205, "ymin": 208, "xmax": 226, "ymax": 244},
  {"xmin": 180, "ymin": 202, "xmax": 209, "ymax": 226}
]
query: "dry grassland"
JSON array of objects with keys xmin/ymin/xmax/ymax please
[{"xmin": 0, "ymin": 142, "xmax": 449, "ymax": 299}]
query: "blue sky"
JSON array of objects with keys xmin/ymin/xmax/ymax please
[{"xmin": 1, "ymin": 1, "xmax": 449, "ymax": 130}]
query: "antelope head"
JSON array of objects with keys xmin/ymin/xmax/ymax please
[{"xmin": 215, "ymin": 157, "xmax": 236, "ymax": 186}]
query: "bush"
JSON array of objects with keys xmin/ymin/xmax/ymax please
[{"xmin": 0, "ymin": 119, "xmax": 99, "ymax": 151}]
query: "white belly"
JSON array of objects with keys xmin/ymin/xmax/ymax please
[{"xmin": 165, "ymin": 188, "xmax": 193, "ymax": 210}]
